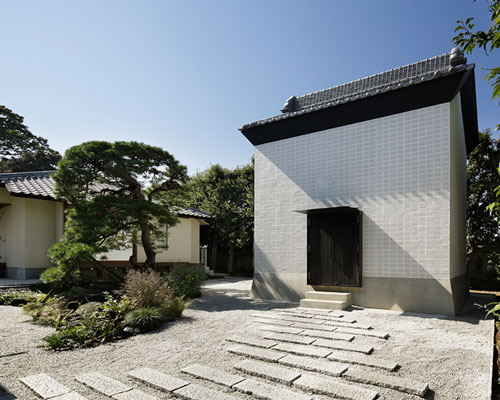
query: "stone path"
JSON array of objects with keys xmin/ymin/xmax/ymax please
[{"xmin": 19, "ymin": 307, "xmax": 430, "ymax": 400}]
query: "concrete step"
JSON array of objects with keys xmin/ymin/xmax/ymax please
[
  {"xmin": 300, "ymin": 298, "xmax": 349, "ymax": 310},
  {"xmin": 305, "ymin": 291, "xmax": 352, "ymax": 302}
]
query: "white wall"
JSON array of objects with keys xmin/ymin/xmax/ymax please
[
  {"xmin": 254, "ymin": 102, "xmax": 452, "ymax": 281},
  {"xmin": 105, "ymin": 217, "xmax": 201, "ymax": 264}
]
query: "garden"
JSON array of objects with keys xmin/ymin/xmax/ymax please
[{"xmin": 0, "ymin": 264, "xmax": 206, "ymax": 351}]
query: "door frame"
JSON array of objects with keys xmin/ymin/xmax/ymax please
[{"xmin": 306, "ymin": 206, "xmax": 362, "ymax": 287}]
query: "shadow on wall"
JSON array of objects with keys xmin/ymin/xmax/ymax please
[{"xmin": 251, "ymin": 212, "xmax": 469, "ymax": 316}]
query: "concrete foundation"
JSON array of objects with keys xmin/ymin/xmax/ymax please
[{"xmin": 251, "ymin": 272, "xmax": 469, "ymax": 316}]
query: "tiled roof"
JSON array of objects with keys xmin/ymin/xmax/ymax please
[
  {"xmin": 0, "ymin": 170, "xmax": 56, "ymax": 199},
  {"xmin": 177, "ymin": 207, "xmax": 211, "ymax": 219},
  {"xmin": 241, "ymin": 48, "xmax": 473, "ymax": 130},
  {"xmin": 0, "ymin": 171, "xmax": 211, "ymax": 219}
]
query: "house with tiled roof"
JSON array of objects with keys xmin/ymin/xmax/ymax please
[
  {"xmin": 0, "ymin": 171, "xmax": 210, "ymax": 279},
  {"xmin": 240, "ymin": 48, "xmax": 478, "ymax": 315}
]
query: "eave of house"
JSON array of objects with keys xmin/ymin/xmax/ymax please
[{"xmin": 241, "ymin": 69, "xmax": 478, "ymax": 155}]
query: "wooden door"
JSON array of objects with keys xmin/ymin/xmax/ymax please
[{"xmin": 307, "ymin": 208, "xmax": 361, "ymax": 287}]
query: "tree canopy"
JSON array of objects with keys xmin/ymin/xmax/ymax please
[
  {"xmin": 50, "ymin": 141, "xmax": 188, "ymax": 274},
  {"xmin": 454, "ymin": 0, "xmax": 500, "ymax": 128},
  {"xmin": 187, "ymin": 161, "xmax": 254, "ymax": 273},
  {"xmin": 467, "ymin": 130, "xmax": 500, "ymax": 252},
  {"xmin": 0, "ymin": 106, "xmax": 61, "ymax": 172}
]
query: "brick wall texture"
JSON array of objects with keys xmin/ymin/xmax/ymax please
[{"xmin": 254, "ymin": 102, "xmax": 452, "ymax": 280}]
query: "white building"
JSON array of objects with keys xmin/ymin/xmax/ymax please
[{"xmin": 240, "ymin": 48, "xmax": 478, "ymax": 315}]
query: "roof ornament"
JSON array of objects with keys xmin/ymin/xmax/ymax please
[
  {"xmin": 281, "ymin": 96, "xmax": 297, "ymax": 113},
  {"xmin": 450, "ymin": 47, "xmax": 466, "ymax": 66}
]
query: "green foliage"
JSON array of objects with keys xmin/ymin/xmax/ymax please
[
  {"xmin": 40, "ymin": 293, "xmax": 134, "ymax": 350},
  {"xmin": 161, "ymin": 296, "xmax": 192, "ymax": 318},
  {"xmin": 41, "ymin": 326, "xmax": 88, "ymax": 350},
  {"xmin": 124, "ymin": 307, "xmax": 165, "ymax": 332},
  {"xmin": 167, "ymin": 264, "xmax": 207, "ymax": 298},
  {"xmin": 467, "ymin": 130, "xmax": 500, "ymax": 253},
  {"xmin": 0, "ymin": 105, "xmax": 61, "ymax": 172},
  {"xmin": 40, "ymin": 266, "xmax": 81, "ymax": 288},
  {"xmin": 454, "ymin": 0, "xmax": 500, "ymax": 129},
  {"xmin": 187, "ymin": 161, "xmax": 254, "ymax": 271},
  {"xmin": 0, "ymin": 290, "xmax": 44, "ymax": 305},
  {"xmin": 120, "ymin": 268, "xmax": 172, "ymax": 307},
  {"xmin": 50, "ymin": 141, "xmax": 188, "ymax": 273}
]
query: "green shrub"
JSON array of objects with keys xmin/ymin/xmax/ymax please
[
  {"xmin": 0, "ymin": 290, "xmax": 43, "ymax": 305},
  {"xmin": 42, "ymin": 326, "xmax": 87, "ymax": 350},
  {"xmin": 40, "ymin": 266, "xmax": 81, "ymax": 289},
  {"xmin": 161, "ymin": 296, "xmax": 192, "ymax": 318},
  {"xmin": 124, "ymin": 307, "xmax": 165, "ymax": 332},
  {"xmin": 167, "ymin": 264, "xmax": 207, "ymax": 298},
  {"xmin": 120, "ymin": 269, "xmax": 172, "ymax": 307}
]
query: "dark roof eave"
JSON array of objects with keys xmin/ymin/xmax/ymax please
[{"xmin": 241, "ymin": 69, "xmax": 478, "ymax": 155}]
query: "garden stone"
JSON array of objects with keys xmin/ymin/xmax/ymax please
[
  {"xmin": 180, "ymin": 364, "xmax": 245, "ymax": 387},
  {"xmin": 272, "ymin": 343, "xmax": 332, "ymax": 358},
  {"xmin": 128, "ymin": 368, "xmax": 189, "ymax": 392},
  {"xmin": 328, "ymin": 351, "xmax": 399, "ymax": 371},
  {"xmin": 20, "ymin": 373, "xmax": 72, "ymax": 399},
  {"xmin": 290, "ymin": 322, "xmax": 335, "ymax": 332},
  {"xmin": 253, "ymin": 318, "xmax": 295, "ymax": 327},
  {"xmin": 263, "ymin": 332, "xmax": 315, "ymax": 345},
  {"xmin": 258, "ymin": 325, "xmax": 304, "ymax": 334},
  {"xmin": 112, "ymin": 389, "xmax": 159, "ymax": 400},
  {"xmin": 226, "ymin": 336, "xmax": 277, "ymax": 348},
  {"xmin": 293, "ymin": 373, "xmax": 378, "ymax": 400},
  {"xmin": 312, "ymin": 338, "xmax": 374, "ymax": 354},
  {"xmin": 343, "ymin": 368, "xmax": 429, "ymax": 397},
  {"xmin": 173, "ymin": 383, "xmax": 239, "ymax": 400},
  {"xmin": 278, "ymin": 354, "xmax": 348, "ymax": 377},
  {"xmin": 52, "ymin": 393, "xmax": 88, "ymax": 400},
  {"xmin": 227, "ymin": 344, "xmax": 286, "ymax": 363},
  {"xmin": 336, "ymin": 327, "xmax": 389, "ymax": 339},
  {"xmin": 75, "ymin": 372, "xmax": 132, "ymax": 396},
  {"xmin": 233, "ymin": 359, "xmax": 301, "ymax": 385},
  {"xmin": 299, "ymin": 329, "xmax": 355, "ymax": 342},
  {"xmin": 233, "ymin": 378, "xmax": 313, "ymax": 400}
]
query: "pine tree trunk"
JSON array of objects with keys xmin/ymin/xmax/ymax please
[{"xmin": 140, "ymin": 221, "xmax": 156, "ymax": 269}]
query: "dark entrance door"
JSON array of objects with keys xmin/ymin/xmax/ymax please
[{"xmin": 307, "ymin": 207, "xmax": 361, "ymax": 287}]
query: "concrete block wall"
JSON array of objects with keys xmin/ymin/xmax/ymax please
[{"xmin": 253, "ymin": 98, "xmax": 467, "ymax": 315}]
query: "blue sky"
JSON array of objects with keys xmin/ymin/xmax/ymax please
[{"xmin": 2, "ymin": 1, "xmax": 499, "ymax": 174}]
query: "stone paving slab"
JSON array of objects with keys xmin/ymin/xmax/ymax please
[
  {"xmin": 323, "ymin": 321, "xmax": 373, "ymax": 330},
  {"xmin": 299, "ymin": 329, "xmax": 355, "ymax": 342},
  {"xmin": 272, "ymin": 314, "xmax": 327, "ymax": 325},
  {"xmin": 227, "ymin": 344, "xmax": 286, "ymax": 363},
  {"xmin": 336, "ymin": 327, "xmax": 389, "ymax": 339},
  {"xmin": 328, "ymin": 351, "xmax": 399, "ymax": 371},
  {"xmin": 233, "ymin": 378, "xmax": 313, "ymax": 400},
  {"xmin": 52, "ymin": 393, "xmax": 87, "ymax": 400},
  {"xmin": 277, "ymin": 354, "xmax": 348, "ymax": 377},
  {"xmin": 312, "ymin": 338, "xmax": 374, "ymax": 354},
  {"xmin": 297, "ymin": 308, "xmax": 336, "ymax": 314},
  {"xmin": 128, "ymin": 368, "xmax": 190, "ymax": 393},
  {"xmin": 181, "ymin": 364, "xmax": 245, "ymax": 387},
  {"xmin": 263, "ymin": 332, "xmax": 315, "ymax": 345},
  {"xmin": 75, "ymin": 372, "xmax": 132, "ymax": 396},
  {"xmin": 277, "ymin": 310, "xmax": 313, "ymax": 318},
  {"xmin": 273, "ymin": 343, "xmax": 332, "ymax": 358},
  {"xmin": 343, "ymin": 368, "xmax": 429, "ymax": 397},
  {"xmin": 253, "ymin": 318, "xmax": 295, "ymax": 327},
  {"xmin": 258, "ymin": 325, "xmax": 304, "ymax": 335},
  {"xmin": 250, "ymin": 313, "xmax": 284, "ymax": 320},
  {"xmin": 233, "ymin": 359, "xmax": 302, "ymax": 385},
  {"xmin": 226, "ymin": 336, "xmax": 278, "ymax": 348},
  {"xmin": 173, "ymin": 383, "xmax": 239, "ymax": 400},
  {"xmin": 290, "ymin": 322, "xmax": 336, "ymax": 332},
  {"xmin": 293, "ymin": 373, "xmax": 378, "ymax": 400},
  {"xmin": 112, "ymin": 389, "xmax": 159, "ymax": 400},
  {"xmin": 318, "ymin": 316, "xmax": 357, "ymax": 323},
  {"xmin": 20, "ymin": 373, "xmax": 72, "ymax": 399}
]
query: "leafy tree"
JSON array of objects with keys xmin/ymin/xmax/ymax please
[
  {"xmin": 50, "ymin": 141, "xmax": 188, "ymax": 278},
  {"xmin": 467, "ymin": 130, "xmax": 500, "ymax": 254},
  {"xmin": 454, "ymin": 0, "xmax": 500, "ymax": 128},
  {"xmin": 0, "ymin": 106, "xmax": 61, "ymax": 172},
  {"xmin": 188, "ymin": 161, "xmax": 254, "ymax": 273}
]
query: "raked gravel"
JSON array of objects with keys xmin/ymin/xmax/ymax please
[{"xmin": 0, "ymin": 277, "xmax": 495, "ymax": 400}]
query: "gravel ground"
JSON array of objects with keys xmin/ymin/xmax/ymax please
[{"xmin": 0, "ymin": 277, "xmax": 495, "ymax": 400}]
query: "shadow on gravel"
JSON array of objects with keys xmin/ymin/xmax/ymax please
[
  {"xmin": 0, "ymin": 385, "xmax": 17, "ymax": 400},
  {"xmin": 192, "ymin": 286, "xmax": 298, "ymax": 312}
]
